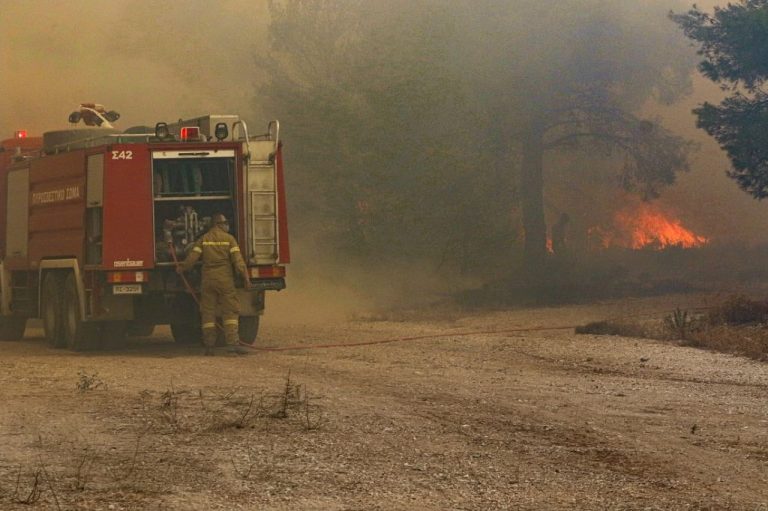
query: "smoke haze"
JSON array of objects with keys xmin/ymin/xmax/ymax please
[
  {"xmin": 1, "ymin": 0, "xmax": 766, "ymax": 318},
  {"xmin": 0, "ymin": 1, "xmax": 268, "ymax": 134}
]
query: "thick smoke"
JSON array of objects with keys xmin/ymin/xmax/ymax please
[{"xmin": 1, "ymin": 0, "xmax": 765, "ymax": 319}]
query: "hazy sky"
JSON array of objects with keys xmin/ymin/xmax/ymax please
[{"xmin": 0, "ymin": 0, "xmax": 269, "ymax": 135}]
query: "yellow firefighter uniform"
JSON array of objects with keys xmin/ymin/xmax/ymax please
[{"xmin": 178, "ymin": 217, "xmax": 248, "ymax": 348}]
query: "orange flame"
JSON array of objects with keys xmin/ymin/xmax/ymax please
[{"xmin": 591, "ymin": 203, "xmax": 708, "ymax": 250}]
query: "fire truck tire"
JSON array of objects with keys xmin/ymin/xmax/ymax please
[
  {"xmin": 62, "ymin": 273, "xmax": 100, "ymax": 351},
  {"xmin": 0, "ymin": 316, "xmax": 27, "ymax": 341},
  {"xmin": 42, "ymin": 272, "xmax": 65, "ymax": 348},
  {"xmin": 239, "ymin": 316, "xmax": 259, "ymax": 345}
]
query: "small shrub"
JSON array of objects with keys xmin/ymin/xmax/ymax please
[
  {"xmin": 687, "ymin": 325, "xmax": 768, "ymax": 361},
  {"xmin": 76, "ymin": 371, "xmax": 106, "ymax": 392},
  {"xmin": 271, "ymin": 371, "xmax": 303, "ymax": 419},
  {"xmin": 576, "ymin": 297, "xmax": 768, "ymax": 362},
  {"xmin": 664, "ymin": 308, "xmax": 691, "ymax": 340},
  {"xmin": 575, "ymin": 320, "xmax": 648, "ymax": 338},
  {"xmin": 707, "ymin": 295, "xmax": 768, "ymax": 326}
]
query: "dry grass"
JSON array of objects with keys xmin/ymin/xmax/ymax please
[
  {"xmin": 706, "ymin": 295, "xmax": 768, "ymax": 326},
  {"xmin": 0, "ymin": 372, "xmax": 325, "ymax": 510},
  {"xmin": 574, "ymin": 320, "xmax": 650, "ymax": 338},
  {"xmin": 576, "ymin": 295, "xmax": 768, "ymax": 362},
  {"xmin": 75, "ymin": 371, "xmax": 107, "ymax": 392},
  {"xmin": 685, "ymin": 325, "xmax": 768, "ymax": 361},
  {"xmin": 138, "ymin": 372, "xmax": 322, "ymax": 435}
]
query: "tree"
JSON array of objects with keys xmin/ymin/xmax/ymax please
[
  {"xmin": 515, "ymin": 87, "xmax": 692, "ymax": 267},
  {"xmin": 260, "ymin": 0, "xmax": 695, "ymax": 275},
  {"xmin": 459, "ymin": 1, "xmax": 695, "ymax": 267},
  {"xmin": 260, "ymin": 0, "xmax": 506, "ymax": 269},
  {"xmin": 672, "ymin": 0, "xmax": 768, "ymax": 198}
]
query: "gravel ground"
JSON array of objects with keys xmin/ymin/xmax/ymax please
[{"xmin": 0, "ymin": 294, "xmax": 766, "ymax": 510}]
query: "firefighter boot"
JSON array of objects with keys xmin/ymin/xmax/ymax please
[
  {"xmin": 228, "ymin": 345, "xmax": 250, "ymax": 355},
  {"xmin": 224, "ymin": 318, "xmax": 240, "ymax": 354},
  {"xmin": 223, "ymin": 319, "xmax": 239, "ymax": 343},
  {"xmin": 224, "ymin": 319, "xmax": 248, "ymax": 355}
]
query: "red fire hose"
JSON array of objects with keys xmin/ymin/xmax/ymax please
[
  {"xmin": 168, "ymin": 243, "xmax": 709, "ymax": 354},
  {"xmin": 234, "ymin": 325, "xmax": 577, "ymax": 352},
  {"xmin": 169, "ymin": 243, "xmax": 578, "ymax": 352},
  {"xmin": 168, "ymin": 242, "xmax": 200, "ymax": 302}
]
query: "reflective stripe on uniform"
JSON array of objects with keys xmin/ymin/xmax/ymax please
[
  {"xmin": 229, "ymin": 246, "xmax": 240, "ymax": 253},
  {"xmin": 202, "ymin": 322, "xmax": 216, "ymax": 329},
  {"xmin": 192, "ymin": 246, "xmax": 202, "ymax": 253},
  {"xmin": 223, "ymin": 319, "xmax": 239, "ymax": 326},
  {"xmin": 202, "ymin": 241, "xmax": 231, "ymax": 246}
]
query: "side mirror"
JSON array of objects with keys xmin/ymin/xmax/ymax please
[
  {"xmin": 68, "ymin": 112, "xmax": 82, "ymax": 124},
  {"xmin": 105, "ymin": 110, "xmax": 120, "ymax": 122}
]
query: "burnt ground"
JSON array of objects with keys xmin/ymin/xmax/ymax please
[{"xmin": 0, "ymin": 294, "xmax": 767, "ymax": 510}]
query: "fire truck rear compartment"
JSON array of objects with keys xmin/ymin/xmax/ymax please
[{"xmin": 151, "ymin": 154, "xmax": 238, "ymax": 263}]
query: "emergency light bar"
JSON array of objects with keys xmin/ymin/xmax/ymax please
[
  {"xmin": 180, "ymin": 126, "xmax": 200, "ymax": 141},
  {"xmin": 14, "ymin": 130, "xmax": 27, "ymax": 139}
]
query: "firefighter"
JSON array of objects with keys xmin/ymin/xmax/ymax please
[{"xmin": 177, "ymin": 213, "xmax": 251, "ymax": 355}]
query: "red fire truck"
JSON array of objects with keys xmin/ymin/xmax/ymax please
[{"xmin": 0, "ymin": 105, "xmax": 289, "ymax": 350}]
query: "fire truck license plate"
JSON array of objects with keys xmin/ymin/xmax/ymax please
[{"xmin": 113, "ymin": 284, "xmax": 142, "ymax": 295}]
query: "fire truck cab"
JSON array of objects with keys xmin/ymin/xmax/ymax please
[{"xmin": 0, "ymin": 108, "xmax": 289, "ymax": 350}]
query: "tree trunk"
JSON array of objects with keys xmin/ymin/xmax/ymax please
[{"xmin": 520, "ymin": 124, "xmax": 547, "ymax": 270}]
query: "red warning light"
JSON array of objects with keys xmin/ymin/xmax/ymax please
[
  {"xmin": 180, "ymin": 126, "xmax": 200, "ymax": 141},
  {"xmin": 14, "ymin": 130, "xmax": 27, "ymax": 139}
]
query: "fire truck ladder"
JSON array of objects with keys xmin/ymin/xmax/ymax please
[{"xmin": 235, "ymin": 121, "xmax": 280, "ymax": 265}]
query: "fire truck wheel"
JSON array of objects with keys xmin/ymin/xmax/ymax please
[
  {"xmin": 0, "ymin": 316, "xmax": 27, "ymax": 341},
  {"xmin": 42, "ymin": 272, "xmax": 65, "ymax": 348},
  {"xmin": 239, "ymin": 316, "xmax": 259, "ymax": 345},
  {"xmin": 63, "ymin": 273, "xmax": 101, "ymax": 351}
]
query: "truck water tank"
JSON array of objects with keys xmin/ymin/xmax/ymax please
[{"xmin": 43, "ymin": 128, "xmax": 122, "ymax": 154}]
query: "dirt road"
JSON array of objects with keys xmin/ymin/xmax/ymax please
[{"xmin": 1, "ymin": 295, "xmax": 767, "ymax": 510}]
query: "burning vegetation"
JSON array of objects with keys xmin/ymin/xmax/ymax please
[{"xmin": 589, "ymin": 202, "xmax": 709, "ymax": 251}]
